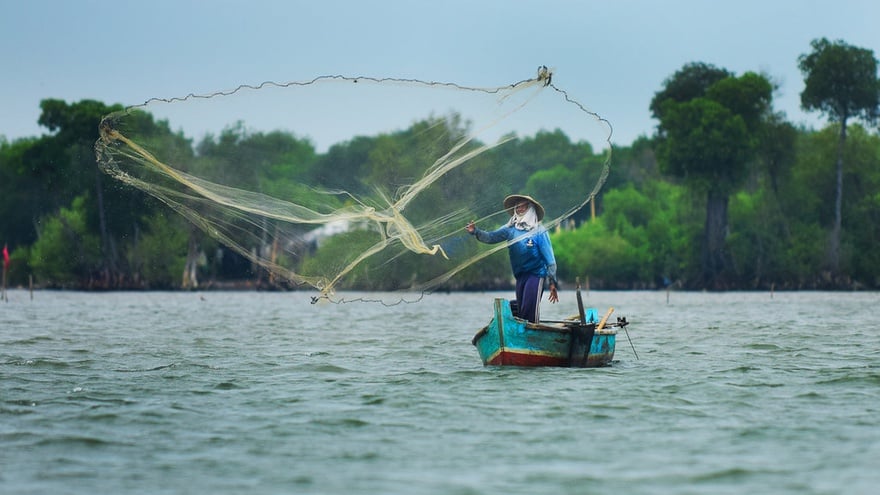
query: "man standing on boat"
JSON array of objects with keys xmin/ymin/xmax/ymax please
[{"xmin": 466, "ymin": 194, "xmax": 559, "ymax": 323}]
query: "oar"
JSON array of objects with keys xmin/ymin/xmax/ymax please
[{"xmin": 596, "ymin": 307, "xmax": 614, "ymax": 330}]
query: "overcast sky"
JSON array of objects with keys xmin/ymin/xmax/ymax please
[{"xmin": 2, "ymin": 0, "xmax": 878, "ymax": 150}]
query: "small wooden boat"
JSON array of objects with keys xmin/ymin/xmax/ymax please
[{"xmin": 471, "ymin": 287, "xmax": 627, "ymax": 367}]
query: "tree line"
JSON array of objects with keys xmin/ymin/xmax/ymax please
[{"xmin": 1, "ymin": 37, "xmax": 878, "ymax": 291}]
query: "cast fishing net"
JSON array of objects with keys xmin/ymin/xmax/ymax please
[{"xmin": 96, "ymin": 67, "xmax": 612, "ymax": 304}]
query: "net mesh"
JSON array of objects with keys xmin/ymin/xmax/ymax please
[{"xmin": 95, "ymin": 67, "xmax": 612, "ymax": 304}]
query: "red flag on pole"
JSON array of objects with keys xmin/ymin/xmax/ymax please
[{"xmin": 2, "ymin": 244, "xmax": 9, "ymax": 270}]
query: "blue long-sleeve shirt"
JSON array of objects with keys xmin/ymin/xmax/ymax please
[{"xmin": 473, "ymin": 225, "xmax": 557, "ymax": 283}]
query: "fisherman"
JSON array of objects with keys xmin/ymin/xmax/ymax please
[{"xmin": 466, "ymin": 194, "xmax": 558, "ymax": 323}]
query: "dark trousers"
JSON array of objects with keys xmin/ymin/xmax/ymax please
[{"xmin": 515, "ymin": 274, "xmax": 544, "ymax": 323}]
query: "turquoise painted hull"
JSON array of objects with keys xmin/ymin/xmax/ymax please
[{"xmin": 472, "ymin": 298, "xmax": 617, "ymax": 368}]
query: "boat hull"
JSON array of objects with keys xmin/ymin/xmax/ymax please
[{"xmin": 472, "ymin": 298, "xmax": 616, "ymax": 368}]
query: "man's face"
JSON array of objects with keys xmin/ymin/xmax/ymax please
[{"xmin": 515, "ymin": 202, "xmax": 529, "ymax": 215}]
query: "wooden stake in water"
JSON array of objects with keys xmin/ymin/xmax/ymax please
[{"xmin": 575, "ymin": 277, "xmax": 586, "ymax": 324}]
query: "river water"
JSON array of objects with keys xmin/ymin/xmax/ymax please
[{"xmin": 2, "ymin": 289, "xmax": 878, "ymax": 494}]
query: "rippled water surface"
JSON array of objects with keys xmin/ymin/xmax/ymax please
[{"xmin": 2, "ymin": 290, "xmax": 879, "ymax": 494}]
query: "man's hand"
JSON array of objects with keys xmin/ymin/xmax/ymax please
[{"xmin": 548, "ymin": 283, "xmax": 558, "ymax": 303}]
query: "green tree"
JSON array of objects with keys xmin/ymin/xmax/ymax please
[
  {"xmin": 0, "ymin": 137, "xmax": 44, "ymax": 248},
  {"xmin": 651, "ymin": 63, "xmax": 773, "ymax": 287},
  {"xmin": 30, "ymin": 99, "xmax": 195, "ymax": 288},
  {"xmin": 490, "ymin": 129, "xmax": 587, "ymax": 199},
  {"xmin": 601, "ymin": 181, "xmax": 699, "ymax": 286},
  {"xmin": 526, "ymin": 164, "xmax": 582, "ymax": 221},
  {"xmin": 30, "ymin": 99, "xmax": 126, "ymax": 285},
  {"xmin": 1, "ymin": 100, "xmax": 122, "ymax": 260},
  {"xmin": 127, "ymin": 212, "xmax": 190, "ymax": 289},
  {"xmin": 603, "ymin": 135, "xmax": 661, "ymax": 190},
  {"xmin": 191, "ymin": 124, "xmax": 317, "ymax": 285},
  {"xmin": 29, "ymin": 195, "xmax": 102, "ymax": 287},
  {"xmin": 552, "ymin": 218, "xmax": 641, "ymax": 287},
  {"xmin": 195, "ymin": 123, "xmax": 316, "ymax": 190},
  {"xmin": 798, "ymin": 38, "xmax": 880, "ymax": 275},
  {"xmin": 834, "ymin": 125, "xmax": 880, "ymax": 285},
  {"xmin": 522, "ymin": 137, "xmax": 602, "ymax": 225},
  {"xmin": 756, "ymin": 112, "xmax": 798, "ymax": 196},
  {"xmin": 313, "ymin": 136, "xmax": 377, "ymax": 195},
  {"xmin": 650, "ymin": 63, "xmax": 733, "ymax": 118},
  {"xmin": 718, "ymin": 108, "xmax": 799, "ymax": 289},
  {"xmin": 103, "ymin": 109, "xmax": 196, "ymax": 288}
]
